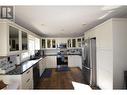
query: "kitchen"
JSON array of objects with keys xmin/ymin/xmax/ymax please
[{"xmin": 0, "ymin": 6, "xmax": 127, "ymax": 90}]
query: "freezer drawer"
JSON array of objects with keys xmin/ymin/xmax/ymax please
[{"xmin": 82, "ymin": 65, "xmax": 92, "ymax": 85}]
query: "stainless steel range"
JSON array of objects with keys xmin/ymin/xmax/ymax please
[{"xmin": 57, "ymin": 43, "xmax": 68, "ymax": 68}]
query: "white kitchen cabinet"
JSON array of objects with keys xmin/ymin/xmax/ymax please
[
  {"xmin": 0, "ymin": 67, "xmax": 33, "ymax": 89},
  {"xmin": 21, "ymin": 67, "xmax": 33, "ymax": 89},
  {"xmin": 84, "ymin": 31, "xmax": 90, "ymax": 40},
  {"xmin": 0, "ymin": 19, "xmax": 40, "ymax": 56},
  {"xmin": 68, "ymin": 55, "xmax": 82, "ymax": 69},
  {"xmin": 46, "ymin": 56, "xmax": 57, "ymax": 68},
  {"xmin": 0, "ymin": 21, "xmax": 21, "ymax": 56},
  {"xmin": 39, "ymin": 58, "xmax": 46, "ymax": 76},
  {"xmin": 56, "ymin": 38, "xmax": 67, "ymax": 44}
]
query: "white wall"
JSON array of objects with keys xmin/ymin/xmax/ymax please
[
  {"xmin": 95, "ymin": 19, "xmax": 113, "ymax": 89},
  {"xmin": 113, "ymin": 18, "xmax": 127, "ymax": 89},
  {"xmin": 84, "ymin": 19, "xmax": 113, "ymax": 89}
]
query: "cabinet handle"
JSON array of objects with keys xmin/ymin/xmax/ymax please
[
  {"xmin": 26, "ymin": 70, "xmax": 30, "ymax": 74},
  {"xmin": 26, "ymin": 79, "xmax": 30, "ymax": 83}
]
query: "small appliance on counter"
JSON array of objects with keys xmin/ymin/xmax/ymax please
[
  {"xmin": 67, "ymin": 48, "xmax": 82, "ymax": 55},
  {"xmin": 15, "ymin": 55, "xmax": 20, "ymax": 66},
  {"xmin": 30, "ymin": 50, "xmax": 45, "ymax": 60},
  {"xmin": 35, "ymin": 50, "xmax": 45, "ymax": 57}
]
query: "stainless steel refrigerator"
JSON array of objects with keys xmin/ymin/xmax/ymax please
[{"xmin": 82, "ymin": 38, "xmax": 96, "ymax": 86}]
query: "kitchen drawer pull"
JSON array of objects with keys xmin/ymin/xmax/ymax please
[
  {"xmin": 26, "ymin": 70, "xmax": 30, "ymax": 74},
  {"xmin": 26, "ymin": 79, "xmax": 30, "ymax": 83}
]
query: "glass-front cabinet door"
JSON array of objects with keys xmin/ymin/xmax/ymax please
[
  {"xmin": 52, "ymin": 39, "xmax": 56, "ymax": 48},
  {"xmin": 9, "ymin": 26, "xmax": 19, "ymax": 51},
  {"xmin": 67, "ymin": 39, "xmax": 71, "ymax": 48},
  {"xmin": 72, "ymin": 39, "xmax": 76, "ymax": 47},
  {"xmin": 47, "ymin": 39, "xmax": 51, "ymax": 48},
  {"xmin": 22, "ymin": 31, "xmax": 28, "ymax": 50},
  {"xmin": 77, "ymin": 38, "xmax": 81, "ymax": 47},
  {"xmin": 42, "ymin": 39, "xmax": 46, "ymax": 48}
]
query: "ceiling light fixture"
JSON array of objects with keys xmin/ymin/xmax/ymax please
[
  {"xmin": 82, "ymin": 23, "xmax": 86, "ymax": 26},
  {"xmin": 101, "ymin": 6, "xmax": 121, "ymax": 10},
  {"xmin": 61, "ymin": 29, "xmax": 64, "ymax": 31},
  {"xmin": 98, "ymin": 11, "xmax": 113, "ymax": 20}
]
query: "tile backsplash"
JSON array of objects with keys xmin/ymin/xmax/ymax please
[{"xmin": 0, "ymin": 55, "xmax": 17, "ymax": 74}]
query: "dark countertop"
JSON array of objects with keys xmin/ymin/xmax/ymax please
[
  {"xmin": 5, "ymin": 58, "xmax": 42, "ymax": 75},
  {"xmin": 45, "ymin": 54, "xmax": 81, "ymax": 56},
  {"xmin": 1, "ymin": 54, "xmax": 81, "ymax": 75}
]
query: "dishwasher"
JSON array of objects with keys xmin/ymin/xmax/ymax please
[{"xmin": 33, "ymin": 62, "xmax": 40, "ymax": 88}]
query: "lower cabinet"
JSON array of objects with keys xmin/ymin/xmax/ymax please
[
  {"xmin": 46, "ymin": 56, "xmax": 57, "ymax": 68},
  {"xmin": 39, "ymin": 58, "xmax": 46, "ymax": 77},
  {"xmin": 68, "ymin": 55, "xmax": 82, "ymax": 69},
  {"xmin": 0, "ymin": 67, "xmax": 33, "ymax": 89},
  {"xmin": 21, "ymin": 67, "xmax": 33, "ymax": 89}
]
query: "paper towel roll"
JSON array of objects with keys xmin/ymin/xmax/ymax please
[{"xmin": 16, "ymin": 55, "xmax": 20, "ymax": 65}]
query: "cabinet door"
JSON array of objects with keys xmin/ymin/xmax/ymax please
[
  {"xmin": 72, "ymin": 39, "xmax": 76, "ymax": 47},
  {"xmin": 47, "ymin": 39, "xmax": 51, "ymax": 48},
  {"xmin": 9, "ymin": 26, "xmax": 19, "ymax": 51},
  {"xmin": 68, "ymin": 56, "xmax": 75, "ymax": 67},
  {"xmin": 67, "ymin": 39, "xmax": 71, "ymax": 48},
  {"xmin": 46, "ymin": 56, "xmax": 56, "ymax": 68},
  {"xmin": 52, "ymin": 39, "xmax": 56, "ymax": 48},
  {"xmin": 39, "ymin": 58, "xmax": 46, "ymax": 77},
  {"xmin": 77, "ymin": 38, "xmax": 81, "ymax": 47},
  {"xmin": 74, "ymin": 55, "xmax": 82, "ymax": 69},
  {"xmin": 68, "ymin": 55, "xmax": 82, "ymax": 68},
  {"xmin": 22, "ymin": 31, "xmax": 28, "ymax": 50},
  {"xmin": 22, "ymin": 67, "xmax": 33, "ymax": 89},
  {"xmin": 41, "ymin": 39, "xmax": 46, "ymax": 48}
]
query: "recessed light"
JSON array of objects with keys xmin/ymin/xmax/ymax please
[
  {"xmin": 101, "ymin": 6, "xmax": 121, "ymax": 10},
  {"xmin": 61, "ymin": 29, "xmax": 64, "ymax": 31},
  {"xmin": 41, "ymin": 24, "xmax": 45, "ymax": 26},
  {"xmin": 82, "ymin": 23, "xmax": 86, "ymax": 26}
]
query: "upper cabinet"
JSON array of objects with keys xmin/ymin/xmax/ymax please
[
  {"xmin": 77, "ymin": 38, "xmax": 82, "ymax": 47},
  {"xmin": 0, "ymin": 19, "xmax": 40, "ymax": 56},
  {"xmin": 9, "ymin": 26, "xmax": 19, "ymax": 51},
  {"xmin": 52, "ymin": 39, "xmax": 56, "ymax": 48},
  {"xmin": 41, "ymin": 38, "xmax": 56, "ymax": 49},
  {"xmin": 67, "ymin": 37, "xmax": 83, "ymax": 48},
  {"xmin": 47, "ymin": 39, "xmax": 51, "ymax": 48},
  {"xmin": 41, "ymin": 39, "xmax": 46, "ymax": 48},
  {"xmin": 72, "ymin": 39, "xmax": 76, "ymax": 47},
  {"xmin": 67, "ymin": 39, "xmax": 71, "ymax": 48},
  {"xmin": 22, "ymin": 31, "xmax": 28, "ymax": 50}
]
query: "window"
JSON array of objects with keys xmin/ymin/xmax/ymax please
[
  {"xmin": 28, "ymin": 35, "xmax": 35, "ymax": 55},
  {"xmin": 35, "ymin": 37, "xmax": 40, "ymax": 50},
  {"xmin": 21, "ymin": 52, "xmax": 29, "ymax": 62}
]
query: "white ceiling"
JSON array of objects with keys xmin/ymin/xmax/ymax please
[{"xmin": 15, "ymin": 6, "xmax": 127, "ymax": 37}]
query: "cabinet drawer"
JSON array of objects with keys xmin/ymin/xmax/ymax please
[
  {"xmin": 22, "ymin": 67, "xmax": 33, "ymax": 80},
  {"xmin": 22, "ymin": 78, "xmax": 33, "ymax": 89},
  {"xmin": 22, "ymin": 75, "xmax": 33, "ymax": 89},
  {"xmin": 22, "ymin": 67, "xmax": 33, "ymax": 89}
]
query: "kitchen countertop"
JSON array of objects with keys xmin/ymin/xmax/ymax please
[
  {"xmin": 45, "ymin": 54, "xmax": 81, "ymax": 56},
  {"xmin": 1, "ymin": 54, "xmax": 81, "ymax": 75},
  {"xmin": 5, "ymin": 58, "xmax": 42, "ymax": 75}
]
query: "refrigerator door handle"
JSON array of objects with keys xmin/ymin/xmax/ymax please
[{"xmin": 82, "ymin": 65, "xmax": 92, "ymax": 70}]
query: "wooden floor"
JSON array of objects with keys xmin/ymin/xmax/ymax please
[{"xmin": 35, "ymin": 67, "xmax": 86, "ymax": 89}]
